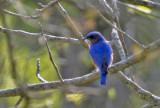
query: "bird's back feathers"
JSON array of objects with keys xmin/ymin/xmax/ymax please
[{"xmin": 87, "ymin": 31, "xmax": 113, "ymax": 85}]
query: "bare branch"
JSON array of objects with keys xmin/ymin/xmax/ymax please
[
  {"xmin": 0, "ymin": 39, "xmax": 159, "ymax": 98},
  {"xmin": 0, "ymin": 25, "xmax": 80, "ymax": 45},
  {"xmin": 36, "ymin": 58, "xmax": 48, "ymax": 83},
  {"xmin": 3, "ymin": 9, "xmax": 39, "ymax": 19},
  {"xmin": 111, "ymin": 0, "xmax": 129, "ymax": 57},
  {"xmin": 0, "ymin": 25, "xmax": 115, "ymax": 46},
  {"xmin": 117, "ymin": 71, "xmax": 160, "ymax": 107},
  {"xmin": 14, "ymin": 97, "xmax": 23, "ymax": 108},
  {"xmin": 39, "ymin": 23, "xmax": 64, "ymax": 83},
  {"xmin": 112, "ymin": 25, "xmax": 134, "ymax": 80},
  {"xmin": 56, "ymin": 2, "xmax": 88, "ymax": 48},
  {"xmin": 35, "ymin": 0, "xmax": 62, "ymax": 14},
  {"xmin": 110, "ymin": 39, "xmax": 160, "ymax": 74},
  {"xmin": 98, "ymin": 0, "xmax": 129, "ymax": 55},
  {"xmin": 99, "ymin": 0, "xmax": 114, "ymax": 19},
  {"xmin": 110, "ymin": 0, "xmax": 134, "ymax": 80}
]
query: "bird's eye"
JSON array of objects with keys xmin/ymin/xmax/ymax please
[{"xmin": 90, "ymin": 35, "xmax": 94, "ymax": 39}]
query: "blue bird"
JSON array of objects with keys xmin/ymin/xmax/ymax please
[{"xmin": 85, "ymin": 31, "xmax": 113, "ymax": 85}]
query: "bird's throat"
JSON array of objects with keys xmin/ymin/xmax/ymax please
[{"xmin": 90, "ymin": 39, "xmax": 99, "ymax": 45}]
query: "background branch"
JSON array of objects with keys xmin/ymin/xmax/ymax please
[
  {"xmin": 0, "ymin": 25, "xmax": 80, "ymax": 45},
  {"xmin": 56, "ymin": 2, "xmax": 88, "ymax": 48},
  {"xmin": 14, "ymin": 97, "xmax": 23, "ymax": 108},
  {"xmin": 35, "ymin": 0, "xmax": 62, "ymax": 14},
  {"xmin": 3, "ymin": 9, "xmax": 39, "ymax": 19},
  {"xmin": 39, "ymin": 23, "xmax": 64, "ymax": 83}
]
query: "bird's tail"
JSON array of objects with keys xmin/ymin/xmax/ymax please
[
  {"xmin": 100, "ymin": 69, "xmax": 107, "ymax": 85},
  {"xmin": 100, "ymin": 73, "xmax": 107, "ymax": 85}
]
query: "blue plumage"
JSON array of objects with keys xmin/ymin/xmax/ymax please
[{"xmin": 85, "ymin": 31, "xmax": 113, "ymax": 85}]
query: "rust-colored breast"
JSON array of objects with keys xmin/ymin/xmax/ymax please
[
  {"xmin": 109, "ymin": 53, "xmax": 114, "ymax": 67},
  {"xmin": 91, "ymin": 57, "xmax": 97, "ymax": 67},
  {"xmin": 90, "ymin": 39, "xmax": 99, "ymax": 45}
]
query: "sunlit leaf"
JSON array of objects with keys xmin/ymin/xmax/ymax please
[
  {"xmin": 108, "ymin": 88, "xmax": 116, "ymax": 99},
  {"xmin": 65, "ymin": 92, "xmax": 84, "ymax": 105}
]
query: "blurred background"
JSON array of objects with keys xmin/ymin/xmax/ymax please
[{"xmin": 0, "ymin": 0, "xmax": 160, "ymax": 108}]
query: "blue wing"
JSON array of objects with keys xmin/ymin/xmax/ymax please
[{"xmin": 89, "ymin": 41, "xmax": 112, "ymax": 68}]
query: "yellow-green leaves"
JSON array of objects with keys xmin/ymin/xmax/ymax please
[
  {"xmin": 108, "ymin": 88, "xmax": 116, "ymax": 99},
  {"xmin": 65, "ymin": 92, "xmax": 84, "ymax": 105}
]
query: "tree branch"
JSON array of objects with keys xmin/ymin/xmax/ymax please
[
  {"xmin": 35, "ymin": 0, "xmax": 62, "ymax": 14},
  {"xmin": 0, "ymin": 25, "xmax": 114, "ymax": 46},
  {"xmin": 14, "ymin": 97, "xmax": 23, "ymax": 108},
  {"xmin": 117, "ymin": 71, "xmax": 160, "ymax": 107},
  {"xmin": 111, "ymin": 0, "xmax": 134, "ymax": 80},
  {"xmin": 0, "ymin": 25, "xmax": 80, "ymax": 45},
  {"xmin": 56, "ymin": 2, "xmax": 88, "ymax": 48},
  {"xmin": 3, "ymin": 9, "xmax": 39, "ymax": 19},
  {"xmin": 0, "ymin": 39, "xmax": 159, "ymax": 98},
  {"xmin": 39, "ymin": 23, "xmax": 64, "ymax": 83}
]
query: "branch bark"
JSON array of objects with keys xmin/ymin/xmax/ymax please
[{"xmin": 0, "ymin": 25, "xmax": 80, "ymax": 45}]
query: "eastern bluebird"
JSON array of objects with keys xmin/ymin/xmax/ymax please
[{"xmin": 84, "ymin": 31, "xmax": 113, "ymax": 85}]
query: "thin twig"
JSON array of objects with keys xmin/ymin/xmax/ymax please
[
  {"xmin": 39, "ymin": 23, "xmax": 64, "ymax": 83},
  {"xmin": 98, "ymin": 0, "xmax": 115, "ymax": 20},
  {"xmin": 117, "ymin": 71, "xmax": 160, "ymax": 107},
  {"xmin": 36, "ymin": 58, "xmax": 48, "ymax": 83},
  {"xmin": 3, "ymin": 9, "xmax": 39, "ymax": 19},
  {"xmin": 56, "ymin": 2, "xmax": 88, "ymax": 48},
  {"xmin": 0, "ymin": 25, "xmax": 80, "ymax": 45},
  {"xmin": 35, "ymin": 0, "xmax": 62, "ymax": 14},
  {"xmin": 14, "ymin": 97, "xmax": 23, "ymax": 108}
]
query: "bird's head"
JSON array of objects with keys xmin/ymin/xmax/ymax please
[{"xmin": 84, "ymin": 31, "xmax": 105, "ymax": 44}]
